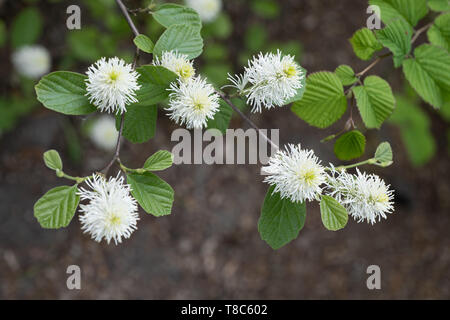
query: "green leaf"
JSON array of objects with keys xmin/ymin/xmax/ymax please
[
  {"xmin": 335, "ymin": 65, "xmax": 358, "ymax": 86},
  {"xmin": 133, "ymin": 34, "xmax": 154, "ymax": 53},
  {"xmin": 43, "ymin": 149, "xmax": 63, "ymax": 171},
  {"xmin": 352, "ymin": 75, "xmax": 396, "ymax": 129},
  {"xmin": 202, "ymin": 13, "xmax": 232, "ymax": 39},
  {"xmin": 33, "ymin": 185, "xmax": 80, "ymax": 229},
  {"xmin": 250, "ymin": 0, "xmax": 280, "ymax": 19},
  {"xmin": 244, "ymin": 23, "xmax": 268, "ymax": 52},
  {"xmin": 154, "ymin": 24, "xmax": 203, "ymax": 59},
  {"xmin": 291, "ymin": 72, "xmax": 347, "ymax": 128},
  {"xmin": 206, "ymin": 100, "xmax": 233, "ymax": 134},
  {"xmin": 35, "ymin": 71, "xmax": 97, "ymax": 115},
  {"xmin": 153, "ymin": 3, "xmax": 201, "ymax": 30},
  {"xmin": 11, "ymin": 7, "xmax": 43, "ymax": 48},
  {"xmin": 427, "ymin": 13, "xmax": 450, "ymax": 52},
  {"xmin": 127, "ymin": 172, "xmax": 174, "ymax": 217},
  {"xmin": 376, "ymin": 18, "xmax": 413, "ymax": 67},
  {"xmin": 389, "ymin": 96, "xmax": 435, "ymax": 166},
  {"xmin": 349, "ymin": 28, "xmax": 383, "ymax": 61},
  {"xmin": 369, "ymin": 0, "xmax": 428, "ymax": 27},
  {"xmin": 402, "ymin": 44, "xmax": 450, "ymax": 109},
  {"xmin": 143, "ymin": 150, "xmax": 174, "ymax": 171},
  {"xmin": 119, "ymin": 105, "xmax": 157, "ymax": 144},
  {"xmin": 134, "ymin": 65, "xmax": 177, "ymax": 106},
  {"xmin": 284, "ymin": 66, "xmax": 307, "ymax": 105},
  {"xmin": 258, "ymin": 186, "xmax": 306, "ymax": 250},
  {"xmin": 320, "ymin": 195, "xmax": 348, "ymax": 231},
  {"xmin": 374, "ymin": 141, "xmax": 393, "ymax": 164},
  {"xmin": 428, "ymin": 0, "xmax": 450, "ymax": 11},
  {"xmin": 334, "ymin": 130, "xmax": 366, "ymax": 161}
]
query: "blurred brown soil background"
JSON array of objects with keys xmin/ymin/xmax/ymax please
[{"xmin": 0, "ymin": 0, "xmax": 449, "ymax": 299}]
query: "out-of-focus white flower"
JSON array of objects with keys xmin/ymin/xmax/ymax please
[
  {"xmin": 89, "ymin": 115, "xmax": 119, "ymax": 151},
  {"xmin": 327, "ymin": 168, "xmax": 394, "ymax": 224},
  {"xmin": 153, "ymin": 50, "xmax": 195, "ymax": 82},
  {"xmin": 228, "ymin": 50, "xmax": 304, "ymax": 113},
  {"xmin": 85, "ymin": 57, "xmax": 140, "ymax": 115},
  {"xmin": 186, "ymin": 0, "xmax": 222, "ymax": 23},
  {"xmin": 12, "ymin": 45, "xmax": 51, "ymax": 79},
  {"xmin": 263, "ymin": 144, "xmax": 326, "ymax": 203},
  {"xmin": 166, "ymin": 76, "xmax": 220, "ymax": 129},
  {"xmin": 78, "ymin": 173, "xmax": 139, "ymax": 245}
]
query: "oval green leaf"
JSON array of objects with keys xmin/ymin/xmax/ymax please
[
  {"xmin": 143, "ymin": 150, "xmax": 174, "ymax": 171},
  {"xmin": 320, "ymin": 195, "xmax": 348, "ymax": 231},
  {"xmin": 34, "ymin": 185, "xmax": 80, "ymax": 229},
  {"xmin": 334, "ymin": 130, "xmax": 366, "ymax": 161},
  {"xmin": 43, "ymin": 149, "xmax": 63, "ymax": 171}
]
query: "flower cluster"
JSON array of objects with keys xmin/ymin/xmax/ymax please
[
  {"xmin": 78, "ymin": 174, "xmax": 139, "ymax": 245},
  {"xmin": 228, "ymin": 50, "xmax": 304, "ymax": 112},
  {"xmin": 153, "ymin": 50, "xmax": 195, "ymax": 82},
  {"xmin": 12, "ymin": 45, "xmax": 51, "ymax": 79},
  {"xmin": 159, "ymin": 50, "xmax": 220, "ymax": 130},
  {"xmin": 89, "ymin": 115, "xmax": 119, "ymax": 151},
  {"xmin": 326, "ymin": 167, "xmax": 394, "ymax": 224},
  {"xmin": 185, "ymin": 0, "xmax": 222, "ymax": 23},
  {"xmin": 86, "ymin": 57, "xmax": 141, "ymax": 115},
  {"xmin": 263, "ymin": 144, "xmax": 395, "ymax": 224}
]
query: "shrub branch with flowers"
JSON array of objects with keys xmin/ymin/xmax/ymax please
[{"xmin": 32, "ymin": 0, "xmax": 450, "ymax": 250}]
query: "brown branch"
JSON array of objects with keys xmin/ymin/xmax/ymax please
[
  {"xmin": 411, "ymin": 22, "xmax": 433, "ymax": 45},
  {"xmin": 217, "ymin": 91, "xmax": 279, "ymax": 150},
  {"xmin": 101, "ymin": 0, "xmax": 142, "ymax": 175}
]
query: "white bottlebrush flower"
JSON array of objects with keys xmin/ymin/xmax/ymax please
[
  {"xmin": 12, "ymin": 45, "xmax": 51, "ymax": 79},
  {"xmin": 89, "ymin": 115, "xmax": 119, "ymax": 151},
  {"xmin": 166, "ymin": 76, "xmax": 220, "ymax": 129},
  {"xmin": 78, "ymin": 174, "xmax": 139, "ymax": 245},
  {"xmin": 327, "ymin": 168, "xmax": 394, "ymax": 224},
  {"xmin": 186, "ymin": 0, "xmax": 222, "ymax": 23},
  {"xmin": 85, "ymin": 57, "xmax": 140, "ymax": 115},
  {"xmin": 153, "ymin": 50, "xmax": 195, "ymax": 82},
  {"xmin": 263, "ymin": 144, "xmax": 326, "ymax": 203},
  {"xmin": 228, "ymin": 50, "xmax": 304, "ymax": 113}
]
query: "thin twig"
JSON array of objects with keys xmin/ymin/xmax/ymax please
[
  {"xmin": 102, "ymin": 113, "xmax": 125, "ymax": 175},
  {"xmin": 116, "ymin": 0, "xmax": 140, "ymax": 37},
  {"xmin": 101, "ymin": 0, "xmax": 141, "ymax": 175},
  {"xmin": 217, "ymin": 91, "xmax": 279, "ymax": 150},
  {"xmin": 411, "ymin": 22, "xmax": 433, "ymax": 44}
]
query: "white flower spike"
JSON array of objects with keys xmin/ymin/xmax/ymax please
[
  {"xmin": 263, "ymin": 144, "xmax": 326, "ymax": 203},
  {"xmin": 327, "ymin": 168, "xmax": 394, "ymax": 224},
  {"xmin": 228, "ymin": 50, "xmax": 304, "ymax": 113},
  {"xmin": 86, "ymin": 57, "xmax": 141, "ymax": 115},
  {"xmin": 186, "ymin": 0, "xmax": 222, "ymax": 23},
  {"xmin": 166, "ymin": 76, "xmax": 220, "ymax": 129},
  {"xmin": 89, "ymin": 115, "xmax": 119, "ymax": 151},
  {"xmin": 78, "ymin": 174, "xmax": 139, "ymax": 245},
  {"xmin": 12, "ymin": 45, "xmax": 51, "ymax": 79},
  {"xmin": 153, "ymin": 50, "xmax": 195, "ymax": 82}
]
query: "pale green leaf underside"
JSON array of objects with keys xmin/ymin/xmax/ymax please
[
  {"xmin": 258, "ymin": 186, "xmax": 306, "ymax": 250},
  {"xmin": 133, "ymin": 34, "xmax": 154, "ymax": 53},
  {"xmin": 402, "ymin": 44, "xmax": 450, "ymax": 109},
  {"xmin": 127, "ymin": 172, "xmax": 174, "ymax": 217},
  {"xmin": 43, "ymin": 149, "xmax": 63, "ymax": 171},
  {"xmin": 154, "ymin": 24, "xmax": 203, "ymax": 59},
  {"xmin": 320, "ymin": 195, "xmax": 348, "ymax": 231},
  {"xmin": 335, "ymin": 65, "xmax": 358, "ymax": 86},
  {"xmin": 34, "ymin": 185, "xmax": 79, "ymax": 229},
  {"xmin": 352, "ymin": 75, "xmax": 396, "ymax": 129},
  {"xmin": 369, "ymin": 0, "xmax": 428, "ymax": 27},
  {"xmin": 374, "ymin": 141, "xmax": 393, "ymax": 163},
  {"xmin": 376, "ymin": 18, "xmax": 413, "ymax": 67},
  {"xmin": 143, "ymin": 150, "xmax": 174, "ymax": 171},
  {"xmin": 153, "ymin": 3, "xmax": 202, "ymax": 30},
  {"xmin": 291, "ymin": 71, "xmax": 347, "ymax": 129},
  {"xmin": 350, "ymin": 28, "xmax": 383, "ymax": 61}
]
